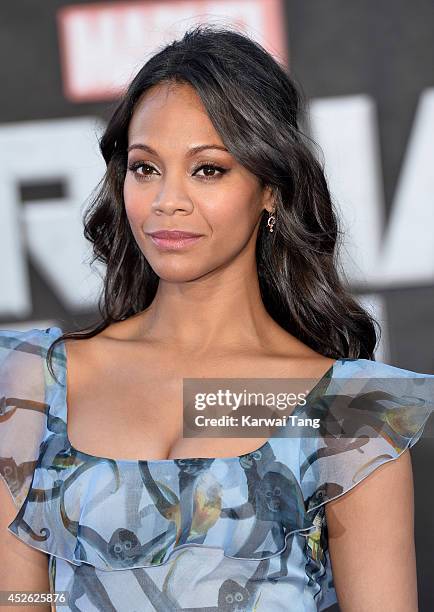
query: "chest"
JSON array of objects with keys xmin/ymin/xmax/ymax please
[{"xmin": 63, "ymin": 345, "xmax": 302, "ymax": 462}]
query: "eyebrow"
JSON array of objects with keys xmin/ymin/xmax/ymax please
[{"xmin": 126, "ymin": 143, "xmax": 229, "ymax": 157}]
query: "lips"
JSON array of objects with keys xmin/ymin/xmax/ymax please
[
  {"xmin": 146, "ymin": 230, "xmax": 204, "ymax": 251},
  {"xmin": 148, "ymin": 230, "xmax": 203, "ymax": 239}
]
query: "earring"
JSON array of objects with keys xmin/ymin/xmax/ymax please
[{"xmin": 267, "ymin": 209, "xmax": 276, "ymax": 233}]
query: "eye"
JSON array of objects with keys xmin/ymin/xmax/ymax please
[
  {"xmin": 127, "ymin": 161, "xmax": 158, "ymax": 180},
  {"xmin": 192, "ymin": 162, "xmax": 228, "ymax": 181}
]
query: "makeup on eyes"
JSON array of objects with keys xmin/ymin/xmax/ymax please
[{"xmin": 126, "ymin": 159, "xmax": 230, "ymax": 182}]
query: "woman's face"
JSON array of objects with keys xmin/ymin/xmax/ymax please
[{"xmin": 124, "ymin": 81, "xmax": 273, "ymax": 282}]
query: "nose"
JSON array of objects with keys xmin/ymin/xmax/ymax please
[{"xmin": 151, "ymin": 172, "xmax": 194, "ymax": 216}]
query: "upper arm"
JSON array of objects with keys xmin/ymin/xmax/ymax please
[
  {"xmin": 0, "ymin": 479, "xmax": 51, "ymax": 612},
  {"xmin": 0, "ymin": 328, "xmax": 54, "ymax": 610},
  {"xmin": 325, "ymin": 448, "xmax": 417, "ymax": 612}
]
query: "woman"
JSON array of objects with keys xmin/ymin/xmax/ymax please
[{"xmin": 1, "ymin": 24, "xmax": 433, "ymax": 612}]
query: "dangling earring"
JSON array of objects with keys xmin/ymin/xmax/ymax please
[{"xmin": 267, "ymin": 209, "xmax": 276, "ymax": 233}]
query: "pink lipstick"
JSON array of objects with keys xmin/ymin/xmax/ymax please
[{"xmin": 147, "ymin": 230, "xmax": 204, "ymax": 250}]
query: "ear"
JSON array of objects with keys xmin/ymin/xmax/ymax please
[{"xmin": 262, "ymin": 184, "xmax": 276, "ymax": 213}]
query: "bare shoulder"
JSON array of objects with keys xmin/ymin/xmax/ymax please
[
  {"xmin": 266, "ymin": 326, "xmax": 337, "ymax": 376},
  {"xmin": 63, "ymin": 316, "xmax": 136, "ymax": 360}
]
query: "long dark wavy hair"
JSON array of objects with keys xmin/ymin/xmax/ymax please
[{"xmin": 47, "ymin": 23, "xmax": 380, "ymax": 381}]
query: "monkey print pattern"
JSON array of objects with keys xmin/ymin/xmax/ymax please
[
  {"xmin": 0, "ymin": 456, "xmax": 36, "ymax": 504},
  {"xmin": 220, "ymin": 444, "xmax": 307, "ymax": 580},
  {"xmin": 62, "ymin": 553, "xmax": 271, "ymax": 611},
  {"xmin": 174, "ymin": 457, "xmax": 219, "ymax": 545},
  {"xmin": 135, "ymin": 556, "xmax": 271, "ymax": 611},
  {"xmin": 138, "ymin": 458, "xmax": 223, "ymax": 561},
  {"xmin": 216, "ymin": 557, "xmax": 271, "ymax": 611},
  {"xmin": 65, "ymin": 563, "xmax": 117, "ymax": 612}
]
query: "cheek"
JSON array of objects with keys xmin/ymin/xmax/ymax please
[
  {"xmin": 123, "ymin": 178, "xmax": 148, "ymax": 227},
  {"xmin": 205, "ymin": 190, "xmax": 259, "ymax": 238}
]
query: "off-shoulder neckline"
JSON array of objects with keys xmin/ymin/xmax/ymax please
[{"xmin": 49, "ymin": 326, "xmax": 358, "ymax": 466}]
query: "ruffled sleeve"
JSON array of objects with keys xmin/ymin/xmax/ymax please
[
  {"xmin": 0, "ymin": 327, "xmax": 51, "ymax": 509},
  {"xmin": 300, "ymin": 358, "xmax": 434, "ymax": 511},
  {"xmin": 297, "ymin": 358, "xmax": 434, "ymax": 611}
]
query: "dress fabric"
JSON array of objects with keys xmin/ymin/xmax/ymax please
[{"xmin": 0, "ymin": 326, "xmax": 433, "ymax": 612}]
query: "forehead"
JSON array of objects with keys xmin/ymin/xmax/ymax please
[{"xmin": 127, "ymin": 81, "xmax": 223, "ymax": 147}]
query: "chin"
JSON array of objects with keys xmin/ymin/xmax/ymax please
[{"xmin": 151, "ymin": 264, "xmax": 210, "ymax": 283}]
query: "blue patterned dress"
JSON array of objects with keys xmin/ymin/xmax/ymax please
[{"xmin": 1, "ymin": 326, "xmax": 433, "ymax": 611}]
